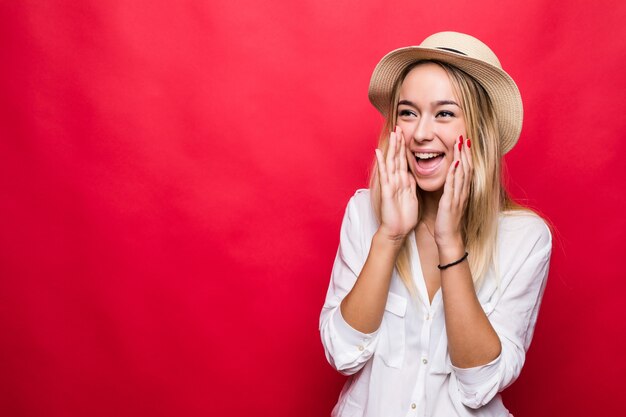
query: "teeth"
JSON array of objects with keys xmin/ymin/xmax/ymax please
[{"xmin": 414, "ymin": 152, "xmax": 442, "ymax": 159}]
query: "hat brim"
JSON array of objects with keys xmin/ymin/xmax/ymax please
[{"xmin": 368, "ymin": 46, "xmax": 523, "ymax": 154}]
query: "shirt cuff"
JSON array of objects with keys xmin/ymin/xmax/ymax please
[
  {"xmin": 451, "ymin": 354, "xmax": 501, "ymax": 408},
  {"xmin": 331, "ymin": 305, "xmax": 379, "ymax": 351}
]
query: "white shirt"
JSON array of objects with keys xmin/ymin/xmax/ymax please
[{"xmin": 319, "ymin": 189, "xmax": 552, "ymax": 417}]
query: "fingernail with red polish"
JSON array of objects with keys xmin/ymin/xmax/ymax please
[
  {"xmin": 455, "ymin": 160, "xmax": 459, "ymax": 168},
  {"xmin": 467, "ymin": 139, "xmax": 471, "ymax": 148},
  {"xmin": 458, "ymin": 143, "xmax": 462, "ymax": 151},
  {"xmin": 459, "ymin": 135, "xmax": 464, "ymax": 145}
]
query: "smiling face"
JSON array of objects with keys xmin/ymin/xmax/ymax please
[{"xmin": 397, "ymin": 62, "xmax": 467, "ymax": 193}]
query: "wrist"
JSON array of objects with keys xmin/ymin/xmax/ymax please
[
  {"xmin": 373, "ymin": 228, "xmax": 407, "ymax": 251},
  {"xmin": 438, "ymin": 252, "xmax": 468, "ymax": 270},
  {"xmin": 436, "ymin": 236, "xmax": 465, "ymax": 264}
]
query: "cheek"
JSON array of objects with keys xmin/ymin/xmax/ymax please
[
  {"xmin": 396, "ymin": 119, "xmax": 415, "ymax": 131},
  {"xmin": 444, "ymin": 130, "xmax": 464, "ymax": 151}
]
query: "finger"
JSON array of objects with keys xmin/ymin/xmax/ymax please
[
  {"xmin": 441, "ymin": 155, "xmax": 456, "ymax": 206},
  {"xmin": 454, "ymin": 164, "xmax": 464, "ymax": 204},
  {"xmin": 409, "ymin": 172, "xmax": 417, "ymax": 198},
  {"xmin": 398, "ymin": 135, "xmax": 411, "ymax": 188},
  {"xmin": 394, "ymin": 125, "xmax": 400, "ymax": 148},
  {"xmin": 394, "ymin": 126, "xmax": 402, "ymax": 176},
  {"xmin": 398, "ymin": 129, "xmax": 408, "ymax": 173},
  {"xmin": 386, "ymin": 132, "xmax": 396, "ymax": 175},
  {"xmin": 392, "ymin": 126, "xmax": 402, "ymax": 185},
  {"xmin": 375, "ymin": 149, "xmax": 389, "ymax": 185},
  {"xmin": 453, "ymin": 136, "xmax": 464, "ymax": 203},
  {"xmin": 465, "ymin": 137, "xmax": 474, "ymax": 171},
  {"xmin": 460, "ymin": 138, "xmax": 472, "ymax": 201}
]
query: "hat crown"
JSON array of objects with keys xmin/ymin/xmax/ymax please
[{"xmin": 420, "ymin": 31, "xmax": 502, "ymax": 70}]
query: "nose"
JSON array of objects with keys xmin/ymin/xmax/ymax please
[{"xmin": 412, "ymin": 116, "xmax": 435, "ymax": 143}]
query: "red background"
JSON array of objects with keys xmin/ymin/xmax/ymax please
[{"xmin": 1, "ymin": 1, "xmax": 625, "ymax": 416}]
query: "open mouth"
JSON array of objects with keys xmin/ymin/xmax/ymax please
[{"xmin": 414, "ymin": 152, "xmax": 445, "ymax": 171}]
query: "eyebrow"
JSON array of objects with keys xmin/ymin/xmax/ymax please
[{"xmin": 398, "ymin": 99, "xmax": 460, "ymax": 107}]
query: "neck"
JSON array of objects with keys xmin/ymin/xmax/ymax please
[{"xmin": 420, "ymin": 189, "xmax": 443, "ymax": 223}]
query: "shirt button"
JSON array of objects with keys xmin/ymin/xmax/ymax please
[
  {"xmin": 358, "ymin": 345, "xmax": 364, "ymax": 351},
  {"xmin": 411, "ymin": 403, "xmax": 416, "ymax": 409},
  {"xmin": 422, "ymin": 358, "xmax": 428, "ymax": 364}
]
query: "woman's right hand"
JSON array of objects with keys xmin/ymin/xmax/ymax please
[{"xmin": 374, "ymin": 126, "xmax": 419, "ymax": 244}]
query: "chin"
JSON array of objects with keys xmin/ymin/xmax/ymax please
[{"xmin": 415, "ymin": 177, "xmax": 445, "ymax": 193}]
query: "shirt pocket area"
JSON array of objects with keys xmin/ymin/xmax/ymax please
[
  {"xmin": 430, "ymin": 349, "xmax": 452, "ymax": 375},
  {"xmin": 377, "ymin": 291, "xmax": 407, "ymax": 368}
]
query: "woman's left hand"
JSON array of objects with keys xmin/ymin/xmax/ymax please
[{"xmin": 434, "ymin": 135, "xmax": 473, "ymax": 249}]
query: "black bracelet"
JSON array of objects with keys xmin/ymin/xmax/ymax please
[{"xmin": 437, "ymin": 252, "xmax": 468, "ymax": 270}]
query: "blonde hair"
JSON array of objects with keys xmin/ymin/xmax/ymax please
[{"xmin": 368, "ymin": 61, "xmax": 527, "ymax": 295}]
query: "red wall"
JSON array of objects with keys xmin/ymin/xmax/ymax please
[{"xmin": 1, "ymin": 1, "xmax": 625, "ymax": 416}]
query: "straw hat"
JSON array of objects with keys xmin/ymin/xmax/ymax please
[{"xmin": 368, "ymin": 31, "xmax": 523, "ymax": 154}]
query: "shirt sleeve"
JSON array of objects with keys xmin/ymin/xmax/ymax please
[
  {"xmin": 319, "ymin": 192, "xmax": 381, "ymax": 376},
  {"xmin": 451, "ymin": 215, "xmax": 552, "ymax": 409}
]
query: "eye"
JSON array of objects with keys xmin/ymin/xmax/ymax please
[
  {"xmin": 436, "ymin": 110, "xmax": 455, "ymax": 118},
  {"xmin": 398, "ymin": 108, "xmax": 417, "ymax": 117}
]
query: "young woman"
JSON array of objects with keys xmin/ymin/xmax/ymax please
[{"xmin": 319, "ymin": 32, "xmax": 552, "ymax": 417}]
